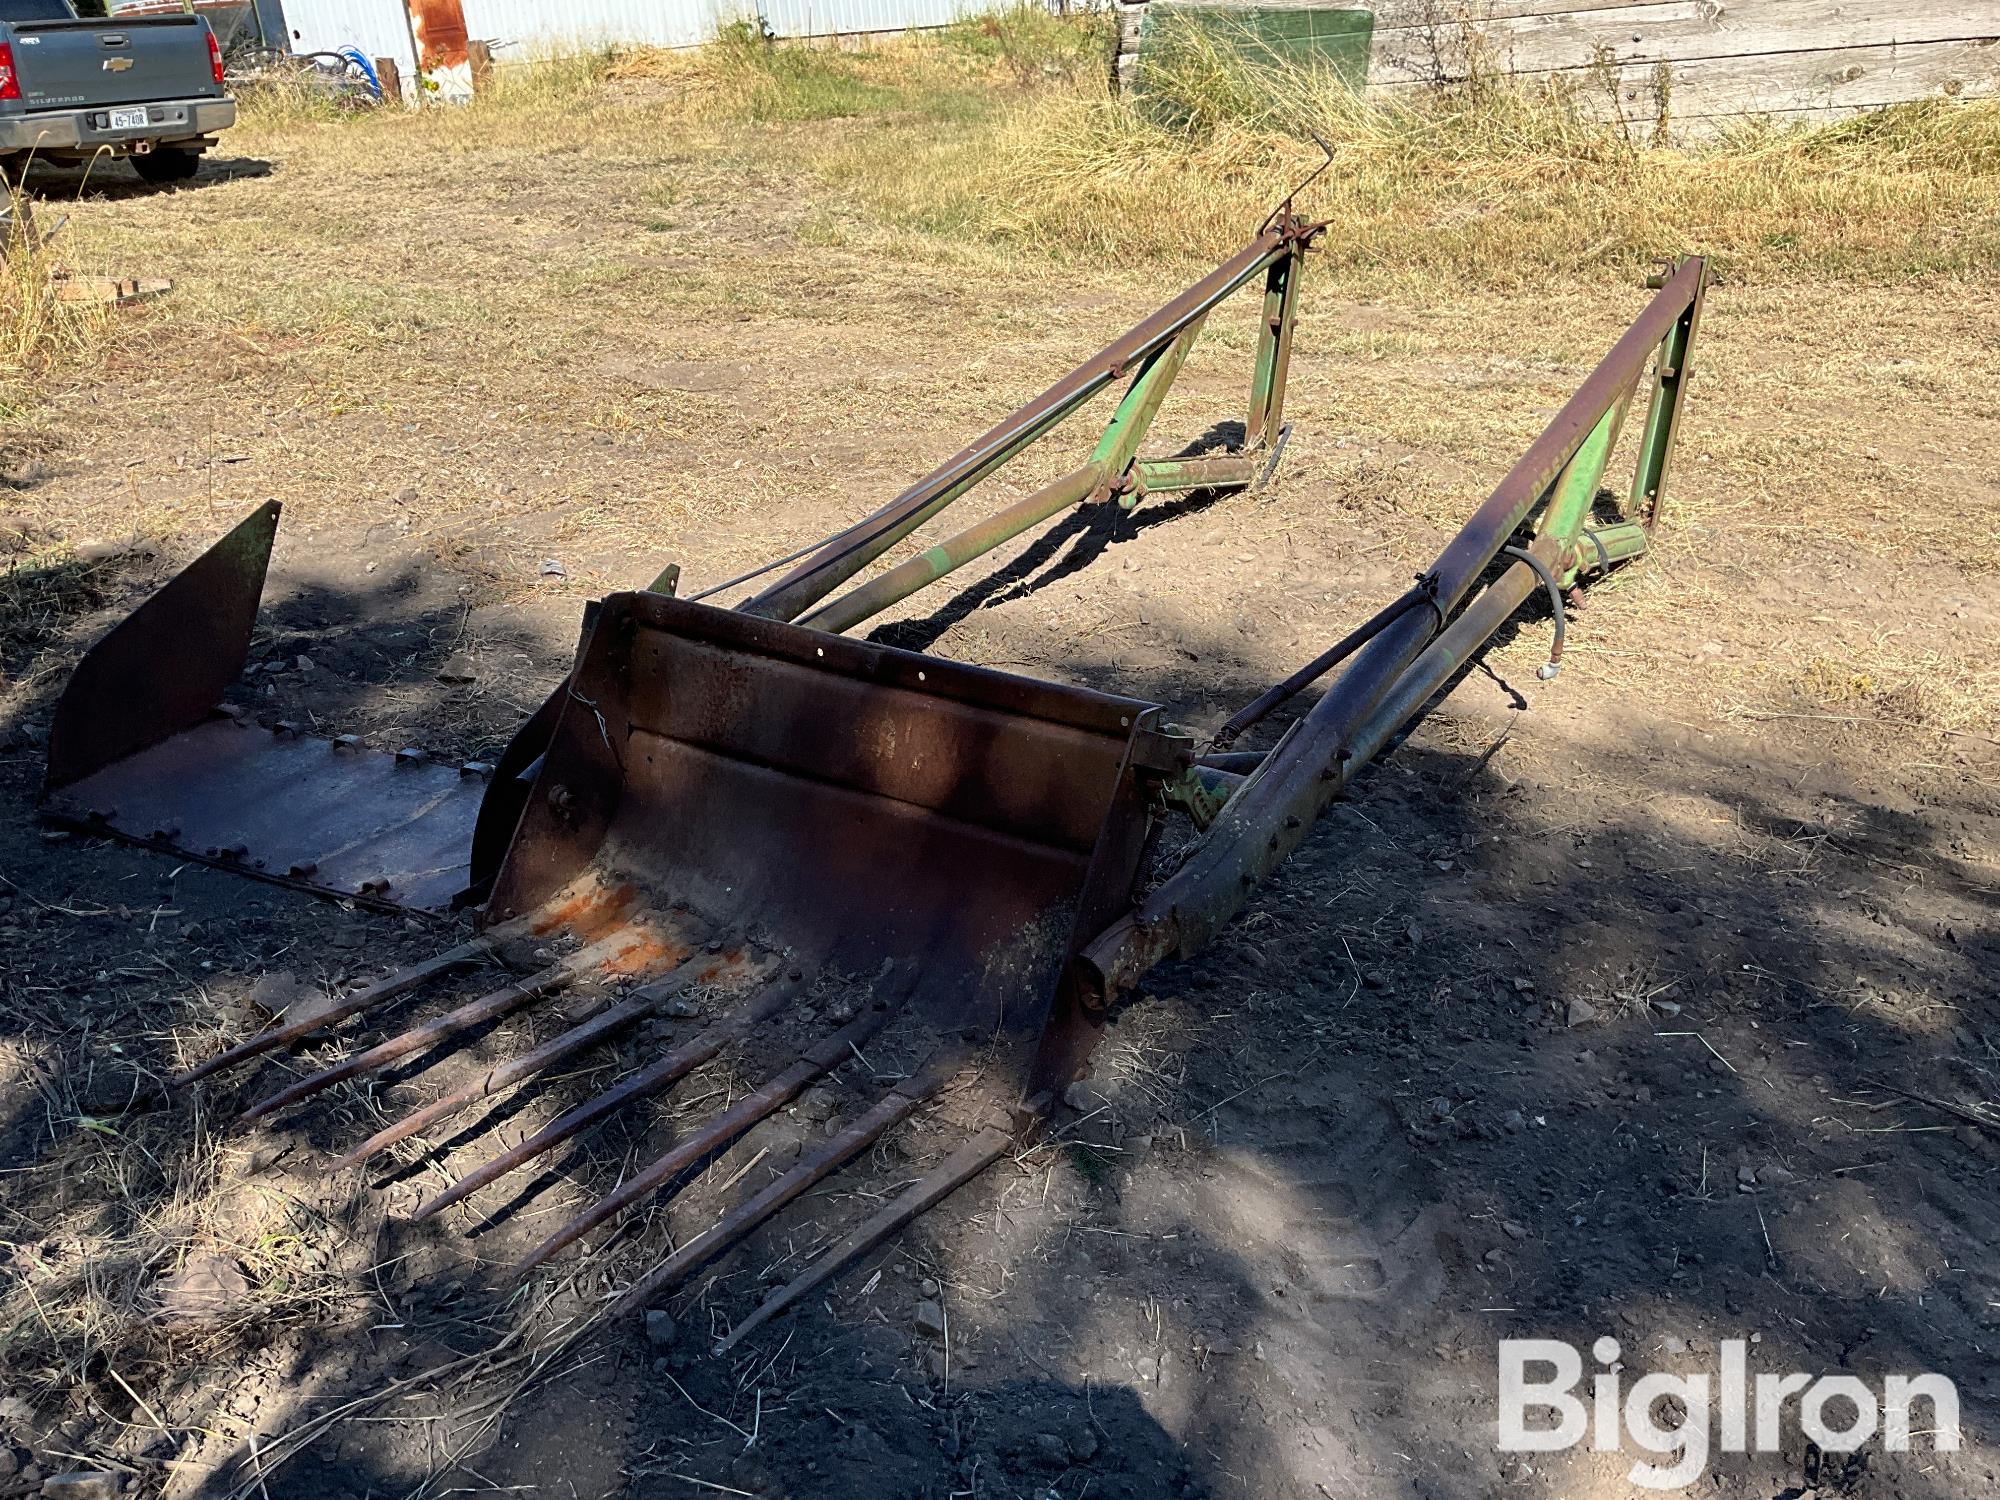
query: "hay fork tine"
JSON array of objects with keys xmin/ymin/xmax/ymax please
[
  {"xmin": 410, "ymin": 973, "xmax": 809, "ymax": 1222},
  {"xmin": 174, "ymin": 921, "xmax": 528, "ymax": 1087},
  {"xmin": 604, "ymin": 1052, "xmax": 961, "ymax": 1321},
  {"xmin": 236, "ymin": 929, "xmax": 663, "ymax": 1126},
  {"xmin": 327, "ymin": 952, "xmax": 749, "ymax": 1173},
  {"xmin": 513, "ymin": 1002, "xmax": 896, "ymax": 1276},
  {"xmin": 713, "ymin": 1125, "xmax": 1019, "ymax": 1355}
]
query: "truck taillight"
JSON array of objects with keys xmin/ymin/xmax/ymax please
[
  {"xmin": 0, "ymin": 44, "xmax": 20, "ymax": 103},
  {"xmin": 206, "ymin": 30, "xmax": 224, "ymax": 86}
]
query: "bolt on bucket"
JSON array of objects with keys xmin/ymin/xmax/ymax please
[
  {"xmin": 487, "ymin": 587, "xmax": 1168, "ymax": 1070},
  {"xmin": 179, "ymin": 584, "xmax": 1182, "ymax": 1333}
]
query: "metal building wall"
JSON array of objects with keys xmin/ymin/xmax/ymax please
[
  {"xmin": 272, "ymin": 0, "xmax": 419, "ymax": 80},
  {"xmin": 758, "ymin": 0, "xmax": 986, "ymax": 38},
  {"xmin": 273, "ymin": 0, "xmax": 1000, "ymax": 72},
  {"xmin": 459, "ymin": 0, "xmax": 722, "ymax": 57}
]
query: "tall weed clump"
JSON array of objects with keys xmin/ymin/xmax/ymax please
[
  {"xmin": 831, "ymin": 11, "xmax": 2000, "ymax": 287},
  {"xmin": 0, "ymin": 183, "xmax": 105, "ymax": 419}
]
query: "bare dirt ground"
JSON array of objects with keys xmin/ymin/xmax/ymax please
[{"xmin": 0, "ymin": 85, "xmax": 1995, "ymax": 1500}]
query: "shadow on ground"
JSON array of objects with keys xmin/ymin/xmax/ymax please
[
  {"xmin": 0, "ymin": 530, "xmax": 1993, "ymax": 1499},
  {"xmin": 11, "ymin": 154, "xmax": 274, "ymax": 201}
]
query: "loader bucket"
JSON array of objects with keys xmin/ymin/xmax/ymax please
[
  {"xmin": 484, "ymin": 588, "xmax": 1167, "ymax": 1045},
  {"xmin": 40, "ymin": 211, "xmax": 1323, "ymax": 918},
  {"xmin": 184, "ymin": 587, "xmax": 1177, "ymax": 1331}
]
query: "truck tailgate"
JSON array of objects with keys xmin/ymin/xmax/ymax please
[{"xmin": 9, "ymin": 16, "xmax": 221, "ymax": 111}]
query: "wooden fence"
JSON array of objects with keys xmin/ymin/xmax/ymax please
[{"xmin": 1118, "ymin": 0, "xmax": 2000, "ymax": 129}]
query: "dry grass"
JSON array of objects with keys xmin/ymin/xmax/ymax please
[
  {"xmin": 0, "ymin": 958, "xmax": 597, "ymax": 1492},
  {"xmin": 244, "ymin": 15, "xmax": 2000, "ymax": 299},
  {"xmin": 145, "ymin": 19, "xmax": 2000, "ymax": 347},
  {"xmin": 0, "ymin": 185, "xmax": 110, "ymax": 421},
  {"xmin": 0, "ymin": 1091, "xmax": 352, "ymax": 1480},
  {"xmin": 237, "ymin": 45, "xmax": 619, "ymax": 134},
  {"xmin": 812, "ymin": 17, "xmax": 2000, "ymax": 287},
  {"xmin": 608, "ymin": 8, "xmax": 1108, "ymax": 120},
  {"xmin": 1745, "ymin": 648, "xmax": 2000, "ymax": 743}
]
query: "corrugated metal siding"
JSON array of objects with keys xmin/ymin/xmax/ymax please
[
  {"xmin": 276, "ymin": 0, "xmax": 1012, "ymax": 69},
  {"xmin": 459, "ymin": 0, "xmax": 727, "ymax": 56},
  {"xmin": 275, "ymin": 0, "xmax": 418, "ymax": 81},
  {"xmin": 758, "ymin": 0, "xmax": 986, "ymax": 38}
]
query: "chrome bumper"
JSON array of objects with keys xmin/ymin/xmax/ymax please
[{"xmin": 0, "ymin": 96, "xmax": 236, "ymax": 151}]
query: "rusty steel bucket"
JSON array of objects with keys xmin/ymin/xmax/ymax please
[
  {"xmin": 166, "ymin": 586, "xmax": 1180, "ymax": 1341},
  {"xmin": 485, "ymin": 589, "xmax": 1165, "ymax": 1059}
]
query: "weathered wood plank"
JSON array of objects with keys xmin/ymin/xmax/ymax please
[
  {"xmin": 1370, "ymin": 0, "xmax": 1699, "ymax": 83},
  {"xmin": 1166, "ymin": 0, "xmax": 2000, "ymax": 118},
  {"xmin": 1366, "ymin": 0, "xmax": 1678, "ymax": 24},
  {"xmin": 1373, "ymin": 36, "xmax": 2000, "ymax": 122},
  {"xmin": 1613, "ymin": 36, "xmax": 2000, "ymax": 118},
  {"xmin": 1371, "ymin": 0, "xmax": 2000, "ymax": 84}
]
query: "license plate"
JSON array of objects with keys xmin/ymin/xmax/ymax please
[{"xmin": 109, "ymin": 107, "xmax": 149, "ymax": 131}]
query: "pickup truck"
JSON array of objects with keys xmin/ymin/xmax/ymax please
[{"xmin": 0, "ymin": 0, "xmax": 235, "ymax": 183}]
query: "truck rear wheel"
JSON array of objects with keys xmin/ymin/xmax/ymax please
[{"xmin": 131, "ymin": 149, "xmax": 202, "ymax": 185}]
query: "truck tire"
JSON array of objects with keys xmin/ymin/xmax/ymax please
[{"xmin": 131, "ymin": 149, "xmax": 202, "ymax": 185}]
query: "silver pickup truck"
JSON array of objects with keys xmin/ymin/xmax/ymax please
[{"xmin": 0, "ymin": 0, "xmax": 235, "ymax": 183}]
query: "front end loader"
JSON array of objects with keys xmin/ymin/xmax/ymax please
[{"xmin": 39, "ymin": 209, "xmax": 1707, "ymax": 1351}]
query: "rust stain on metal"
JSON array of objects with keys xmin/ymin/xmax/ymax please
[
  {"xmin": 693, "ymin": 949, "xmax": 748, "ymax": 984},
  {"xmin": 528, "ymin": 881, "xmax": 640, "ymax": 940},
  {"xmin": 599, "ymin": 931, "xmax": 686, "ymax": 977},
  {"xmin": 407, "ymin": 0, "xmax": 470, "ymax": 69}
]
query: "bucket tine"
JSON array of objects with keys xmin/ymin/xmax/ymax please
[
  {"xmin": 327, "ymin": 953, "xmax": 732, "ymax": 1173},
  {"xmin": 175, "ymin": 926, "xmax": 522, "ymax": 1087},
  {"xmin": 410, "ymin": 975, "xmax": 808, "ymax": 1223},
  {"xmin": 605, "ymin": 1053, "xmax": 959, "ymax": 1321},
  {"xmin": 714, "ymin": 1125, "xmax": 1015, "ymax": 1355},
  {"xmin": 513, "ymin": 1004, "xmax": 893, "ymax": 1276},
  {"xmin": 237, "ymin": 930, "xmax": 655, "ymax": 1127}
]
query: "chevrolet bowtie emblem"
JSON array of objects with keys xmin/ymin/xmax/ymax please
[{"xmin": 103, "ymin": 56, "xmax": 134, "ymax": 72}]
